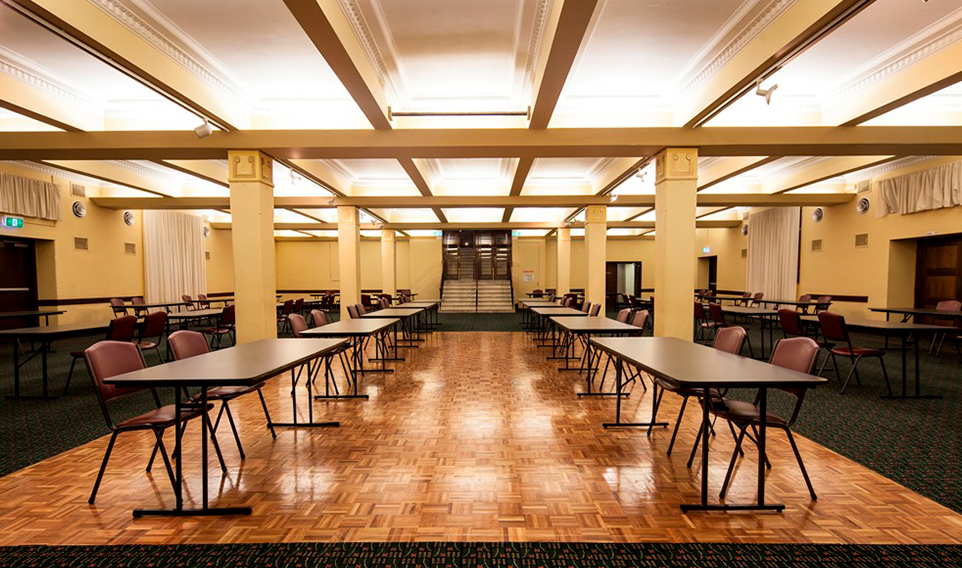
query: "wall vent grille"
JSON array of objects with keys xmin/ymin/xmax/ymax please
[
  {"xmin": 71, "ymin": 184, "xmax": 86, "ymax": 198},
  {"xmin": 812, "ymin": 239, "xmax": 822, "ymax": 251},
  {"xmin": 855, "ymin": 233, "xmax": 869, "ymax": 247},
  {"xmin": 740, "ymin": 248, "xmax": 747, "ymax": 258},
  {"xmin": 205, "ymin": 251, "xmax": 211, "ymax": 260},
  {"xmin": 125, "ymin": 243, "xmax": 136, "ymax": 254},
  {"xmin": 74, "ymin": 237, "xmax": 88, "ymax": 250}
]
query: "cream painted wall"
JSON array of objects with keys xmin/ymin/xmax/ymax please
[
  {"xmin": 205, "ymin": 226, "xmax": 234, "ymax": 294},
  {"xmin": 694, "ymin": 227, "xmax": 747, "ymax": 292},
  {"xmin": 0, "ymin": 162, "xmax": 143, "ymax": 324},
  {"xmin": 545, "ymin": 237, "xmax": 656, "ymax": 295},
  {"xmin": 512, "ymin": 237, "xmax": 547, "ymax": 297}
]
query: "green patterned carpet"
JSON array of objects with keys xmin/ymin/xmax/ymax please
[
  {"xmin": 1, "ymin": 312, "xmax": 960, "ymax": 515},
  {"xmin": 0, "ymin": 542, "xmax": 958, "ymax": 567}
]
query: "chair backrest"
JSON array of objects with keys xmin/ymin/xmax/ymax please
[
  {"xmin": 798, "ymin": 294, "xmax": 812, "ymax": 303},
  {"xmin": 615, "ymin": 308, "xmax": 631, "ymax": 323},
  {"xmin": 83, "ymin": 341, "xmax": 146, "ymax": 403},
  {"xmin": 936, "ymin": 300, "xmax": 962, "ymax": 312},
  {"xmin": 778, "ymin": 309, "xmax": 804, "ymax": 337},
  {"xmin": 379, "ymin": 296, "xmax": 389, "ymax": 309},
  {"xmin": 750, "ymin": 292, "xmax": 764, "ymax": 307},
  {"xmin": 168, "ymin": 330, "xmax": 210, "ymax": 360},
  {"xmin": 708, "ymin": 302, "xmax": 726, "ymax": 325},
  {"xmin": 712, "ymin": 326, "xmax": 746, "ymax": 355},
  {"xmin": 357, "ymin": 303, "xmax": 367, "ymax": 315},
  {"xmin": 361, "ymin": 294, "xmax": 371, "ymax": 307},
  {"xmin": 139, "ymin": 311, "xmax": 167, "ymax": 339},
  {"xmin": 220, "ymin": 304, "xmax": 235, "ymax": 326},
  {"xmin": 563, "ymin": 296, "xmax": 574, "ymax": 307},
  {"xmin": 182, "ymin": 295, "xmax": 194, "ymax": 308},
  {"xmin": 581, "ymin": 301, "xmax": 591, "ymax": 314},
  {"xmin": 589, "ymin": 303, "xmax": 601, "ymax": 317},
  {"xmin": 767, "ymin": 336, "xmax": 819, "ymax": 423},
  {"xmin": 108, "ymin": 298, "xmax": 128, "ymax": 316},
  {"xmin": 198, "ymin": 294, "xmax": 208, "ymax": 301},
  {"xmin": 547, "ymin": 294, "xmax": 556, "ymax": 302},
  {"xmin": 280, "ymin": 299, "xmax": 294, "ymax": 316},
  {"xmin": 310, "ymin": 309, "xmax": 328, "ymax": 327},
  {"xmin": 289, "ymin": 313, "xmax": 308, "ymax": 338},
  {"xmin": 694, "ymin": 300, "xmax": 706, "ymax": 321},
  {"xmin": 106, "ymin": 315, "xmax": 139, "ymax": 342},
  {"xmin": 817, "ymin": 310, "xmax": 849, "ymax": 343},
  {"xmin": 532, "ymin": 289, "xmax": 543, "ymax": 298},
  {"xmin": 630, "ymin": 309, "xmax": 649, "ymax": 330},
  {"xmin": 131, "ymin": 296, "xmax": 145, "ymax": 306},
  {"xmin": 347, "ymin": 304, "xmax": 359, "ymax": 319},
  {"xmin": 293, "ymin": 298, "xmax": 304, "ymax": 313}
]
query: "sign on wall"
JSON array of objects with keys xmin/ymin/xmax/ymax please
[
  {"xmin": 522, "ymin": 270, "xmax": 535, "ymax": 282},
  {"xmin": 1, "ymin": 216, "xmax": 24, "ymax": 229}
]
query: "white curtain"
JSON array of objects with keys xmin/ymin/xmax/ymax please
[
  {"xmin": 746, "ymin": 207, "xmax": 800, "ymax": 302},
  {"xmin": 0, "ymin": 173, "xmax": 62, "ymax": 221},
  {"xmin": 143, "ymin": 211, "xmax": 207, "ymax": 304},
  {"xmin": 878, "ymin": 160, "xmax": 961, "ymax": 217}
]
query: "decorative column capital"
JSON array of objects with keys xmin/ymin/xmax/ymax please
[
  {"xmin": 337, "ymin": 205, "xmax": 358, "ymax": 224},
  {"xmin": 228, "ymin": 150, "xmax": 273, "ymax": 187},
  {"xmin": 655, "ymin": 147, "xmax": 699, "ymax": 183},
  {"xmin": 557, "ymin": 227, "xmax": 571, "ymax": 241},
  {"xmin": 585, "ymin": 204, "xmax": 607, "ymax": 225},
  {"xmin": 381, "ymin": 228, "xmax": 396, "ymax": 242}
]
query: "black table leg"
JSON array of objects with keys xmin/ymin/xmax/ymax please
[
  {"xmin": 7, "ymin": 338, "xmax": 58, "ymax": 400},
  {"xmin": 603, "ymin": 357, "xmax": 666, "ymax": 429},
  {"xmin": 882, "ymin": 332, "xmax": 940, "ymax": 400},
  {"xmin": 277, "ymin": 362, "xmax": 342, "ymax": 425},
  {"xmin": 316, "ymin": 338, "xmax": 370, "ymax": 400},
  {"xmin": 578, "ymin": 336, "xmax": 625, "ymax": 398}
]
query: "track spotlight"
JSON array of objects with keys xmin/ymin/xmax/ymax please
[
  {"xmin": 193, "ymin": 119, "xmax": 213, "ymax": 138},
  {"xmin": 609, "ymin": 193, "xmax": 619, "ymax": 202},
  {"xmin": 755, "ymin": 81, "xmax": 778, "ymax": 105}
]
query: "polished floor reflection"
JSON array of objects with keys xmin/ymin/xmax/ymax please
[{"xmin": 0, "ymin": 332, "xmax": 959, "ymax": 545}]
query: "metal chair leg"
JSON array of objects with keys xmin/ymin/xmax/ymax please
[
  {"xmin": 878, "ymin": 355, "xmax": 892, "ymax": 396},
  {"xmin": 687, "ymin": 422, "xmax": 703, "ymax": 468},
  {"xmin": 255, "ymin": 389, "xmax": 278, "ymax": 439},
  {"xmin": 63, "ymin": 357, "xmax": 80, "ymax": 395},
  {"xmin": 221, "ymin": 401, "xmax": 245, "ymax": 460},
  {"xmin": 153, "ymin": 428, "xmax": 178, "ymax": 495},
  {"xmin": 719, "ymin": 425, "xmax": 748, "ymax": 499},
  {"xmin": 665, "ymin": 395, "xmax": 688, "ymax": 456},
  {"xmin": 785, "ymin": 428, "xmax": 817, "ymax": 500},
  {"xmin": 89, "ymin": 431, "xmax": 119, "ymax": 504}
]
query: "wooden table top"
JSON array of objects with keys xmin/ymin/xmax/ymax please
[
  {"xmin": 0, "ymin": 310, "xmax": 66, "ymax": 319},
  {"xmin": 362, "ymin": 308, "xmax": 424, "ymax": 318},
  {"xmin": 300, "ymin": 318, "xmax": 400, "ymax": 337},
  {"xmin": 531, "ymin": 307, "xmax": 587, "ymax": 317},
  {"xmin": 104, "ymin": 338, "xmax": 348, "ymax": 388},
  {"xmin": 0, "ymin": 320, "xmax": 111, "ymax": 338},
  {"xmin": 591, "ymin": 337, "xmax": 826, "ymax": 390},
  {"xmin": 870, "ymin": 307, "xmax": 962, "ymax": 319},
  {"xmin": 549, "ymin": 316, "xmax": 641, "ymax": 333},
  {"xmin": 800, "ymin": 315, "xmax": 949, "ymax": 333},
  {"xmin": 167, "ymin": 308, "xmax": 223, "ymax": 319}
]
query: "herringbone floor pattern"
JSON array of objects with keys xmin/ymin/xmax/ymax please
[{"xmin": 0, "ymin": 332, "xmax": 959, "ymax": 545}]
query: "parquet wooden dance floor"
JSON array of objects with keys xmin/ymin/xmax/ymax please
[{"xmin": 0, "ymin": 332, "xmax": 959, "ymax": 545}]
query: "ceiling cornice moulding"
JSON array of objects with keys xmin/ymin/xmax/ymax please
[
  {"xmin": 338, "ymin": 0, "xmax": 401, "ymax": 104},
  {"xmin": 521, "ymin": 0, "xmax": 553, "ymax": 99},
  {"xmin": 0, "ymin": 47, "xmax": 100, "ymax": 111}
]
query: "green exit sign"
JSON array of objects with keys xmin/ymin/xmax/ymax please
[
  {"xmin": 1, "ymin": 216, "xmax": 24, "ymax": 229},
  {"xmin": 702, "ymin": 246, "xmax": 711, "ymax": 253}
]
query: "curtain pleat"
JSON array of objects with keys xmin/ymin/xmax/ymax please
[
  {"xmin": 143, "ymin": 211, "xmax": 207, "ymax": 304},
  {"xmin": 0, "ymin": 173, "xmax": 63, "ymax": 221},
  {"xmin": 746, "ymin": 207, "xmax": 800, "ymax": 303},
  {"xmin": 878, "ymin": 161, "xmax": 961, "ymax": 216}
]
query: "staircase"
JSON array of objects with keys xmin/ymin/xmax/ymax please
[{"xmin": 440, "ymin": 279, "xmax": 514, "ymax": 313}]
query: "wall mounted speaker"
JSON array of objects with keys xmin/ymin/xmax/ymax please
[
  {"xmin": 71, "ymin": 201, "xmax": 86, "ymax": 218},
  {"xmin": 812, "ymin": 207, "xmax": 824, "ymax": 222},
  {"xmin": 856, "ymin": 197, "xmax": 870, "ymax": 215},
  {"xmin": 123, "ymin": 211, "xmax": 135, "ymax": 226}
]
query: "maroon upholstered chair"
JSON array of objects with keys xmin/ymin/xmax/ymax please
[
  {"xmin": 182, "ymin": 295, "xmax": 197, "ymax": 311},
  {"xmin": 815, "ymin": 296, "xmax": 832, "ymax": 313},
  {"xmin": 347, "ymin": 304, "xmax": 359, "ymax": 319},
  {"xmin": 277, "ymin": 300, "xmax": 294, "ymax": 334},
  {"xmin": 197, "ymin": 294, "xmax": 211, "ymax": 309},
  {"xmin": 356, "ymin": 303, "xmax": 367, "ymax": 315},
  {"xmin": 589, "ymin": 303, "xmax": 601, "ymax": 317},
  {"xmin": 615, "ymin": 308, "xmax": 631, "ymax": 323},
  {"xmin": 654, "ymin": 326, "xmax": 746, "ymax": 457},
  {"xmin": 83, "ymin": 340, "xmax": 219, "ymax": 504},
  {"xmin": 64, "ymin": 315, "xmax": 139, "ymax": 395},
  {"xmin": 736, "ymin": 292, "xmax": 752, "ymax": 307},
  {"xmin": 630, "ymin": 309, "xmax": 649, "ymax": 331},
  {"xmin": 378, "ymin": 296, "xmax": 390, "ymax": 309},
  {"xmin": 108, "ymin": 298, "xmax": 128, "ymax": 318},
  {"xmin": 817, "ymin": 311, "xmax": 891, "ymax": 395},
  {"xmin": 136, "ymin": 311, "xmax": 167, "ymax": 363},
  {"xmin": 311, "ymin": 309, "xmax": 329, "ymax": 327},
  {"xmin": 932, "ymin": 300, "xmax": 962, "ymax": 355},
  {"xmin": 289, "ymin": 313, "xmax": 308, "ymax": 338},
  {"xmin": 711, "ymin": 336, "xmax": 820, "ymax": 500},
  {"xmin": 581, "ymin": 301, "xmax": 591, "ymax": 314},
  {"xmin": 696, "ymin": 303, "xmax": 725, "ymax": 343},
  {"xmin": 169, "ymin": 331, "xmax": 276, "ymax": 460},
  {"xmin": 129, "ymin": 296, "xmax": 147, "ymax": 316},
  {"xmin": 292, "ymin": 298, "xmax": 305, "ymax": 316},
  {"xmin": 201, "ymin": 304, "xmax": 235, "ymax": 348},
  {"xmin": 779, "ymin": 309, "xmax": 833, "ymax": 375},
  {"xmin": 749, "ymin": 292, "xmax": 764, "ymax": 308}
]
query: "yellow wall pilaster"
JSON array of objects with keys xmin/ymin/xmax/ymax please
[
  {"xmin": 557, "ymin": 227, "xmax": 571, "ymax": 296},
  {"xmin": 338, "ymin": 206, "xmax": 362, "ymax": 319},
  {"xmin": 381, "ymin": 229, "xmax": 397, "ymax": 297},
  {"xmin": 584, "ymin": 205, "xmax": 607, "ymax": 312},
  {"xmin": 228, "ymin": 150, "xmax": 277, "ymax": 343},
  {"xmin": 654, "ymin": 147, "xmax": 698, "ymax": 339}
]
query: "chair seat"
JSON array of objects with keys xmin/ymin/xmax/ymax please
[
  {"xmin": 700, "ymin": 322, "xmax": 721, "ymax": 329},
  {"xmin": 137, "ymin": 341, "xmax": 158, "ymax": 350},
  {"xmin": 202, "ymin": 327, "xmax": 232, "ymax": 335},
  {"xmin": 117, "ymin": 402, "xmax": 213, "ymax": 429},
  {"xmin": 711, "ymin": 399, "xmax": 785, "ymax": 426},
  {"xmin": 195, "ymin": 384, "xmax": 263, "ymax": 400},
  {"xmin": 654, "ymin": 377, "xmax": 722, "ymax": 398},
  {"xmin": 830, "ymin": 346, "xmax": 884, "ymax": 357}
]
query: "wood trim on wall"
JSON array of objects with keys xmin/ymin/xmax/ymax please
[{"xmin": 804, "ymin": 294, "xmax": 868, "ymax": 303}]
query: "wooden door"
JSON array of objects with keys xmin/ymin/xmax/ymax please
[
  {"xmin": 0, "ymin": 237, "xmax": 38, "ymax": 329},
  {"xmin": 915, "ymin": 235, "xmax": 962, "ymax": 309}
]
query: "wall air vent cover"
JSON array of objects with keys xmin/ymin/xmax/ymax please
[
  {"xmin": 741, "ymin": 224, "xmax": 749, "ymax": 236},
  {"xmin": 855, "ymin": 233, "xmax": 869, "ymax": 247},
  {"xmin": 856, "ymin": 197, "xmax": 870, "ymax": 215},
  {"xmin": 812, "ymin": 239, "xmax": 822, "ymax": 251},
  {"xmin": 205, "ymin": 251, "xmax": 211, "ymax": 260},
  {"xmin": 812, "ymin": 207, "xmax": 824, "ymax": 222},
  {"xmin": 124, "ymin": 243, "xmax": 136, "ymax": 254},
  {"xmin": 856, "ymin": 179, "xmax": 872, "ymax": 194},
  {"xmin": 741, "ymin": 248, "xmax": 747, "ymax": 258},
  {"xmin": 71, "ymin": 184, "xmax": 85, "ymax": 198},
  {"xmin": 72, "ymin": 201, "xmax": 87, "ymax": 218},
  {"xmin": 123, "ymin": 211, "xmax": 135, "ymax": 226},
  {"xmin": 74, "ymin": 237, "xmax": 88, "ymax": 250}
]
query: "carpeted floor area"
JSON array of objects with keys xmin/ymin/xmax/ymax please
[
  {"xmin": 1, "ymin": 310, "xmax": 960, "ymax": 515},
  {"xmin": 0, "ymin": 542, "xmax": 958, "ymax": 567}
]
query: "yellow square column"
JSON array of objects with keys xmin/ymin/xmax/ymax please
[
  {"xmin": 381, "ymin": 229, "xmax": 397, "ymax": 298},
  {"xmin": 654, "ymin": 147, "xmax": 698, "ymax": 339},
  {"xmin": 557, "ymin": 227, "xmax": 571, "ymax": 296},
  {"xmin": 338, "ymin": 206, "xmax": 362, "ymax": 320},
  {"xmin": 228, "ymin": 150, "xmax": 277, "ymax": 343},
  {"xmin": 584, "ymin": 205, "xmax": 607, "ymax": 313}
]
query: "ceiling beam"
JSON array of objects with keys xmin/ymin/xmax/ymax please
[
  {"xmin": 8, "ymin": 0, "xmax": 248, "ymax": 130},
  {"xmin": 697, "ymin": 156, "xmax": 777, "ymax": 191},
  {"xmin": 214, "ymin": 220, "xmax": 740, "ymax": 231},
  {"xmin": 287, "ymin": 159, "xmax": 351, "ymax": 195},
  {"xmin": 501, "ymin": 157, "xmax": 535, "ymax": 222},
  {"xmin": 155, "ymin": 160, "xmax": 228, "ymax": 188},
  {"xmin": 6, "ymin": 126, "xmax": 960, "ymax": 160},
  {"xmin": 398, "ymin": 157, "xmax": 447, "ymax": 222},
  {"xmin": 0, "ymin": 69, "xmax": 100, "ymax": 131},
  {"xmin": 763, "ymin": 155, "xmax": 897, "ymax": 193},
  {"xmin": 90, "ymin": 192, "xmax": 854, "ymax": 211},
  {"xmin": 282, "ymin": 0, "xmax": 391, "ymax": 130},
  {"xmin": 528, "ymin": 0, "xmax": 600, "ymax": 129},
  {"xmin": 675, "ymin": 0, "xmax": 876, "ymax": 127},
  {"xmin": 37, "ymin": 160, "xmax": 172, "ymax": 197},
  {"xmin": 826, "ymin": 38, "xmax": 962, "ymax": 126}
]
